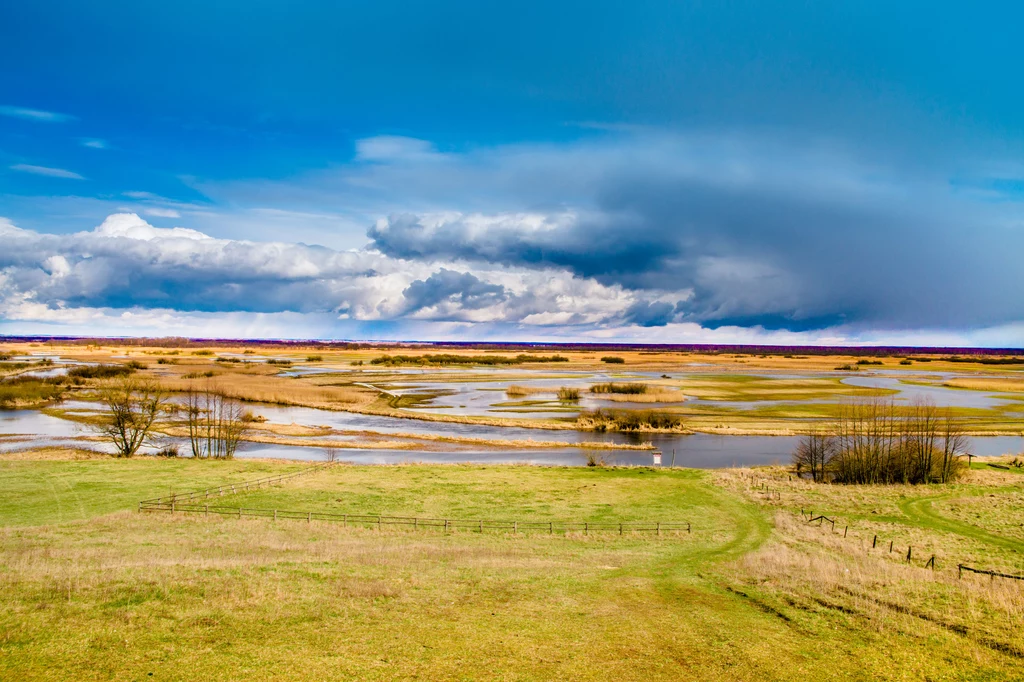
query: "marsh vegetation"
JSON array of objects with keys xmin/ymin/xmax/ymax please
[
  {"xmin": 67, "ymin": 364, "xmax": 136, "ymax": 380},
  {"xmin": 590, "ymin": 382, "xmax": 648, "ymax": 394},
  {"xmin": 370, "ymin": 353, "xmax": 568, "ymax": 366},
  {"xmin": 0, "ymin": 377, "xmax": 67, "ymax": 408},
  {"xmin": 576, "ymin": 408, "xmax": 685, "ymax": 432},
  {"xmin": 557, "ymin": 386, "xmax": 580, "ymax": 401}
]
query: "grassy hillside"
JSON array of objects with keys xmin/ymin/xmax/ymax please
[{"xmin": 1, "ymin": 451, "xmax": 1022, "ymax": 680}]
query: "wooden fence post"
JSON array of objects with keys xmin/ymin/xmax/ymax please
[
  {"xmin": 619, "ymin": 523, "xmax": 623, "ymax": 535},
  {"xmin": 513, "ymin": 520, "xmax": 517, "ymax": 534},
  {"xmin": 906, "ymin": 546, "xmax": 912, "ymax": 562},
  {"xmin": 889, "ymin": 540, "xmax": 893, "ymax": 553},
  {"xmin": 584, "ymin": 522, "xmax": 588, "ymax": 535},
  {"xmin": 656, "ymin": 522, "xmax": 660, "ymax": 536},
  {"xmin": 872, "ymin": 535, "xmax": 877, "ymax": 548}
]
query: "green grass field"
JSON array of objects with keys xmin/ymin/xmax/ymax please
[{"xmin": 1, "ymin": 452, "xmax": 1022, "ymax": 680}]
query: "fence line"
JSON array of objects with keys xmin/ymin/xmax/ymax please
[
  {"xmin": 958, "ymin": 564, "xmax": 1024, "ymax": 582},
  {"xmin": 137, "ymin": 462, "xmax": 691, "ymax": 536},
  {"xmin": 800, "ymin": 510, "xmax": 1024, "ymax": 584},
  {"xmin": 137, "ymin": 461, "xmax": 335, "ymax": 509},
  {"xmin": 138, "ymin": 500, "xmax": 691, "ymax": 535}
]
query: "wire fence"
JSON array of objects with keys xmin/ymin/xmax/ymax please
[
  {"xmin": 737, "ymin": 473, "xmax": 1024, "ymax": 584},
  {"xmin": 137, "ymin": 462, "xmax": 691, "ymax": 536},
  {"xmin": 798, "ymin": 507, "xmax": 1023, "ymax": 583},
  {"xmin": 958, "ymin": 564, "xmax": 1024, "ymax": 582},
  {"xmin": 138, "ymin": 500, "xmax": 691, "ymax": 535},
  {"xmin": 138, "ymin": 461, "xmax": 336, "ymax": 508}
]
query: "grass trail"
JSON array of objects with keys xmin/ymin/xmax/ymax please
[{"xmin": 898, "ymin": 490, "xmax": 1024, "ymax": 554}]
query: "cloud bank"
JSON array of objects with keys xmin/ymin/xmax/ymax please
[
  {"xmin": 0, "ymin": 213, "xmax": 636, "ymax": 332},
  {"xmin": 2, "ymin": 129, "xmax": 1023, "ymax": 343}
]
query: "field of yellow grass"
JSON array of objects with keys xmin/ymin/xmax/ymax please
[
  {"xmin": 942, "ymin": 376, "xmax": 1024, "ymax": 393},
  {"xmin": 2, "ymin": 451, "xmax": 1023, "ymax": 679}
]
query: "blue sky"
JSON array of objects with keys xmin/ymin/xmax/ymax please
[{"xmin": 1, "ymin": 2, "xmax": 1022, "ymax": 344}]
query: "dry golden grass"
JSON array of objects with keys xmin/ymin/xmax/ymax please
[
  {"xmin": 0, "ymin": 447, "xmax": 106, "ymax": 462},
  {"xmin": 504, "ymin": 384, "xmax": 550, "ymax": 397},
  {"xmin": 592, "ymin": 389, "xmax": 686, "ymax": 403},
  {"xmin": 733, "ymin": 515, "xmax": 1024, "ymax": 642},
  {"xmin": 942, "ymin": 377, "xmax": 1024, "ymax": 393},
  {"xmin": 714, "ymin": 465, "xmax": 1024, "ymax": 649},
  {"xmin": 8, "ymin": 340, "xmax": 1023, "ymax": 377},
  {"xmin": 159, "ymin": 371, "xmax": 372, "ymax": 408}
]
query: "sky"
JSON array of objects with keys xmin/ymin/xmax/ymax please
[{"xmin": 1, "ymin": 1, "xmax": 1023, "ymax": 346}]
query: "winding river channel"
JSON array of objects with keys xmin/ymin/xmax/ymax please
[{"xmin": 1, "ymin": 400, "xmax": 1020, "ymax": 467}]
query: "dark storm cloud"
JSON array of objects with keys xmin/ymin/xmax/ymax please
[
  {"xmin": 365, "ymin": 132, "xmax": 1024, "ymax": 331},
  {"xmin": 401, "ymin": 269, "xmax": 507, "ymax": 314}
]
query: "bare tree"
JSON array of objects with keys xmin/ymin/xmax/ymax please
[
  {"xmin": 98, "ymin": 376, "xmax": 165, "ymax": 457},
  {"xmin": 184, "ymin": 383, "xmax": 250, "ymax": 459},
  {"xmin": 936, "ymin": 411, "xmax": 969, "ymax": 483},
  {"xmin": 793, "ymin": 429, "xmax": 837, "ymax": 482}
]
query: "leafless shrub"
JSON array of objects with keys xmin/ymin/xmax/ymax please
[
  {"xmin": 793, "ymin": 429, "xmax": 837, "ymax": 482},
  {"xmin": 794, "ymin": 397, "xmax": 969, "ymax": 484},
  {"xmin": 184, "ymin": 383, "xmax": 250, "ymax": 459}
]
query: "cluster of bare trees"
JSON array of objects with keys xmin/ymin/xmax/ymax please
[
  {"xmin": 183, "ymin": 384, "xmax": 250, "ymax": 459},
  {"xmin": 794, "ymin": 398, "xmax": 969, "ymax": 484},
  {"xmin": 96, "ymin": 377, "xmax": 249, "ymax": 459}
]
